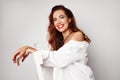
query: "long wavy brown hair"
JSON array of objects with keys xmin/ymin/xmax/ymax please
[{"xmin": 48, "ymin": 5, "xmax": 91, "ymax": 50}]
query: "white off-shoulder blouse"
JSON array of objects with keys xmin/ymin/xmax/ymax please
[{"xmin": 32, "ymin": 40, "xmax": 95, "ymax": 80}]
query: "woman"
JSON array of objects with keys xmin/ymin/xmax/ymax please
[{"xmin": 13, "ymin": 5, "xmax": 95, "ymax": 80}]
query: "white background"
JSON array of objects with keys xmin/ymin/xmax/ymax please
[{"xmin": 0, "ymin": 0, "xmax": 120, "ymax": 80}]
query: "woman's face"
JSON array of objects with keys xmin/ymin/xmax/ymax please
[{"xmin": 53, "ymin": 10, "xmax": 71, "ymax": 33}]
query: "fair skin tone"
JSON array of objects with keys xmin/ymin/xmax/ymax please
[
  {"xmin": 12, "ymin": 9, "xmax": 84, "ymax": 66},
  {"xmin": 53, "ymin": 10, "xmax": 71, "ymax": 40},
  {"xmin": 53, "ymin": 10, "xmax": 84, "ymax": 43}
]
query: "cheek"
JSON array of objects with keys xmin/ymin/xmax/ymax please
[
  {"xmin": 53, "ymin": 22, "xmax": 58, "ymax": 29},
  {"xmin": 64, "ymin": 18, "xmax": 70, "ymax": 24},
  {"xmin": 64, "ymin": 20, "xmax": 70, "ymax": 26},
  {"xmin": 53, "ymin": 22, "xmax": 57, "ymax": 28}
]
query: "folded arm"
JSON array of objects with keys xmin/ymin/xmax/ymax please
[{"xmin": 33, "ymin": 41, "xmax": 88, "ymax": 68}]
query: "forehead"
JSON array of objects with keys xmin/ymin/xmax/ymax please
[{"xmin": 53, "ymin": 10, "xmax": 66, "ymax": 18}]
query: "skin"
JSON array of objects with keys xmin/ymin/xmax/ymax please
[
  {"xmin": 13, "ymin": 46, "xmax": 37, "ymax": 66},
  {"xmin": 12, "ymin": 9, "xmax": 84, "ymax": 66},
  {"xmin": 53, "ymin": 10, "xmax": 71, "ymax": 40}
]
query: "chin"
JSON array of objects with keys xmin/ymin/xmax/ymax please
[
  {"xmin": 57, "ymin": 29, "xmax": 65, "ymax": 32},
  {"xmin": 56, "ymin": 27, "xmax": 69, "ymax": 33}
]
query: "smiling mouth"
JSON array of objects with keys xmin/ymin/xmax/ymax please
[{"xmin": 57, "ymin": 24, "xmax": 64, "ymax": 29}]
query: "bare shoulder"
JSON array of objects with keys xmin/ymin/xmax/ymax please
[{"xmin": 71, "ymin": 31, "xmax": 84, "ymax": 41}]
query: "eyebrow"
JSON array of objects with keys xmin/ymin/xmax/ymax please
[{"xmin": 53, "ymin": 14, "xmax": 65, "ymax": 18}]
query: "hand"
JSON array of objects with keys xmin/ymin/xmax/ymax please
[{"xmin": 12, "ymin": 46, "xmax": 37, "ymax": 66}]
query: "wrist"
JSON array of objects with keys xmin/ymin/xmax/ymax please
[{"xmin": 26, "ymin": 47, "xmax": 37, "ymax": 54}]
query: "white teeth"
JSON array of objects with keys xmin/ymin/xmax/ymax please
[
  {"xmin": 59, "ymin": 25, "xmax": 62, "ymax": 28},
  {"xmin": 58, "ymin": 24, "xmax": 64, "ymax": 28}
]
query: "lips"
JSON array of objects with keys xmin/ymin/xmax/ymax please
[{"xmin": 57, "ymin": 24, "xmax": 64, "ymax": 29}]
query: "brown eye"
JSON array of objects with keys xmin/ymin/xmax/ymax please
[
  {"xmin": 60, "ymin": 15, "xmax": 64, "ymax": 19},
  {"xmin": 53, "ymin": 18, "xmax": 57, "ymax": 22}
]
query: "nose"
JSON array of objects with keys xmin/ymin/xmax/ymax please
[{"xmin": 56, "ymin": 19, "xmax": 61, "ymax": 24}]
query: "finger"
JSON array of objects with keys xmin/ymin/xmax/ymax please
[
  {"xmin": 22, "ymin": 56, "xmax": 26, "ymax": 62},
  {"xmin": 16, "ymin": 56, "xmax": 22, "ymax": 66},
  {"xmin": 17, "ymin": 57, "xmax": 20, "ymax": 66},
  {"xmin": 12, "ymin": 50, "xmax": 20, "ymax": 60},
  {"xmin": 16, "ymin": 52, "xmax": 24, "ymax": 66},
  {"xmin": 13, "ymin": 52, "xmax": 20, "ymax": 63},
  {"xmin": 22, "ymin": 52, "xmax": 29, "ymax": 62}
]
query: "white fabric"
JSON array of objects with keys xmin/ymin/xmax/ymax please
[{"xmin": 32, "ymin": 40, "xmax": 95, "ymax": 80}]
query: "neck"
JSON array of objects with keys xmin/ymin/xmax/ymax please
[{"xmin": 62, "ymin": 29, "xmax": 72, "ymax": 42}]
